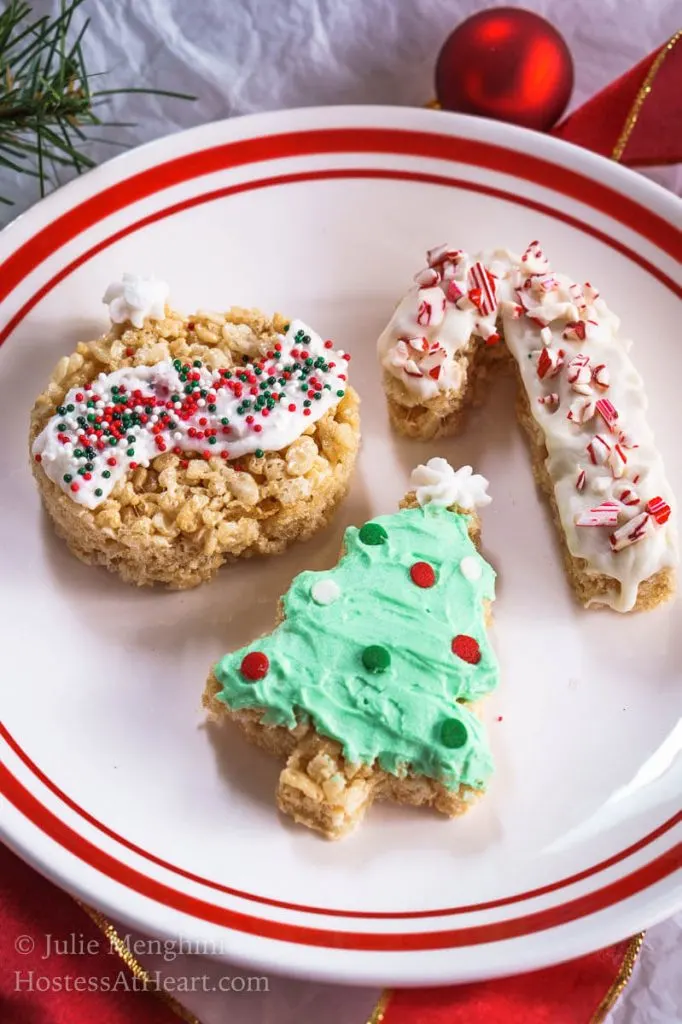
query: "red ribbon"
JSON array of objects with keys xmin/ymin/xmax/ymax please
[{"xmin": 552, "ymin": 31, "xmax": 682, "ymax": 166}]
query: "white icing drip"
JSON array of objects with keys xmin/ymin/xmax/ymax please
[
  {"xmin": 103, "ymin": 274, "xmax": 170, "ymax": 328},
  {"xmin": 32, "ymin": 319, "xmax": 349, "ymax": 510},
  {"xmin": 483, "ymin": 246, "xmax": 677, "ymax": 612},
  {"xmin": 377, "ymin": 248, "xmax": 498, "ymax": 400},
  {"xmin": 411, "ymin": 458, "xmax": 491, "ymax": 511}
]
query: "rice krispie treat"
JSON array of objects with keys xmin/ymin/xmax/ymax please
[
  {"xmin": 377, "ymin": 244, "xmax": 677, "ymax": 613},
  {"xmin": 203, "ymin": 458, "xmax": 499, "ymax": 840},
  {"xmin": 30, "ymin": 275, "xmax": 360, "ymax": 588}
]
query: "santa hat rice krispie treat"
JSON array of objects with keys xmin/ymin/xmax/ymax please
[{"xmin": 30, "ymin": 275, "xmax": 360, "ymax": 588}]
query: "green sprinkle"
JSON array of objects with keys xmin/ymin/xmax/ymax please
[
  {"xmin": 66, "ymin": 404, "xmax": 75, "ymax": 412},
  {"xmin": 63, "ymin": 474, "xmax": 72, "ymax": 483},
  {"xmin": 208, "ymin": 436, "xmax": 217, "ymax": 445},
  {"xmin": 57, "ymin": 406, "xmax": 66, "ymax": 416},
  {"xmin": 221, "ymin": 418, "xmax": 230, "ymax": 426},
  {"xmin": 74, "ymin": 448, "xmax": 83, "ymax": 458},
  {"xmin": 126, "ymin": 447, "xmax": 135, "ymax": 457},
  {"xmin": 109, "ymin": 438, "xmax": 117, "ymax": 446},
  {"xmin": 255, "ymin": 448, "xmax": 264, "ymax": 458},
  {"xmin": 94, "ymin": 488, "xmax": 103, "ymax": 498},
  {"xmin": 102, "ymin": 470, "xmax": 111, "ymax": 479},
  {"xmin": 193, "ymin": 359, "xmax": 203, "ymax": 368},
  {"xmin": 440, "ymin": 719, "xmax": 468, "ymax": 749},
  {"xmin": 57, "ymin": 422, "xmax": 67, "ymax": 431},
  {"xmin": 362, "ymin": 645, "xmax": 391, "ymax": 674},
  {"xmin": 336, "ymin": 390, "xmax": 345, "ymax": 398},
  {"xmin": 358, "ymin": 522, "xmax": 387, "ymax": 546},
  {"xmin": 313, "ymin": 392, "xmax": 322, "ymax": 400},
  {"xmin": 303, "ymin": 400, "xmax": 312, "ymax": 407}
]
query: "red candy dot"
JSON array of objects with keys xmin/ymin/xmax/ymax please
[
  {"xmin": 240, "ymin": 651, "xmax": 269, "ymax": 681},
  {"xmin": 410, "ymin": 561, "xmax": 436, "ymax": 588},
  {"xmin": 452, "ymin": 635, "xmax": 481, "ymax": 664}
]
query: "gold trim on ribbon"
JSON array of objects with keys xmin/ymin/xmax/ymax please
[
  {"xmin": 611, "ymin": 29, "xmax": 682, "ymax": 162},
  {"xmin": 590, "ymin": 932, "xmax": 645, "ymax": 1024},
  {"xmin": 77, "ymin": 900, "xmax": 203, "ymax": 1024},
  {"xmin": 366, "ymin": 987, "xmax": 392, "ymax": 1023}
]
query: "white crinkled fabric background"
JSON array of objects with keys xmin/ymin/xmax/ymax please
[{"xmin": 6, "ymin": 2, "xmax": 681, "ymax": 1022}]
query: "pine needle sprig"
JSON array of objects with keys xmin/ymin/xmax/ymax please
[{"xmin": 0, "ymin": 0, "xmax": 194, "ymax": 206}]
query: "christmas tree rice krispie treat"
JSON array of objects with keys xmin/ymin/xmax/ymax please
[
  {"xmin": 30, "ymin": 275, "xmax": 360, "ymax": 588},
  {"xmin": 378, "ymin": 243, "xmax": 677, "ymax": 612},
  {"xmin": 203, "ymin": 458, "xmax": 499, "ymax": 839}
]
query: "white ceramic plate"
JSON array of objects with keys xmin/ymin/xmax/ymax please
[{"xmin": 1, "ymin": 106, "xmax": 680, "ymax": 987}]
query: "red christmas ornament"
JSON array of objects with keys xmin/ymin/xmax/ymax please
[
  {"xmin": 436, "ymin": 7, "xmax": 573, "ymax": 132},
  {"xmin": 240, "ymin": 651, "xmax": 270, "ymax": 681}
]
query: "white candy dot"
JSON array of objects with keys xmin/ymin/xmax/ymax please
[
  {"xmin": 311, "ymin": 579, "xmax": 341, "ymax": 606},
  {"xmin": 459, "ymin": 556, "xmax": 482, "ymax": 581}
]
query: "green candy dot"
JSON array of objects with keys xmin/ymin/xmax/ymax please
[
  {"xmin": 126, "ymin": 448, "xmax": 135, "ymax": 457},
  {"xmin": 221, "ymin": 417, "xmax": 230, "ymax": 426},
  {"xmin": 358, "ymin": 522, "xmax": 387, "ymax": 546},
  {"xmin": 440, "ymin": 719, "xmax": 468, "ymax": 749},
  {"xmin": 63, "ymin": 474, "xmax": 72, "ymax": 483},
  {"xmin": 94, "ymin": 488, "xmax": 103, "ymax": 498},
  {"xmin": 362, "ymin": 645, "xmax": 391, "ymax": 674},
  {"xmin": 336, "ymin": 390, "xmax": 345, "ymax": 398},
  {"xmin": 255, "ymin": 448, "xmax": 264, "ymax": 458},
  {"xmin": 102, "ymin": 470, "xmax": 111, "ymax": 479},
  {"xmin": 208, "ymin": 436, "xmax": 217, "ymax": 445}
]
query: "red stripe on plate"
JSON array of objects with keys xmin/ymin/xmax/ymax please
[
  {"xmin": 2, "ymin": 765, "xmax": 680, "ymax": 950},
  {"xmin": 0, "ymin": 128, "xmax": 679, "ymax": 310},
  {"xmin": 2, "ymin": 724, "xmax": 680, "ymax": 921}
]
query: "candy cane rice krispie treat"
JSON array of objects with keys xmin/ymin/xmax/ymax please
[
  {"xmin": 30, "ymin": 275, "xmax": 360, "ymax": 588},
  {"xmin": 203, "ymin": 458, "xmax": 498, "ymax": 839},
  {"xmin": 378, "ymin": 243, "xmax": 677, "ymax": 612}
]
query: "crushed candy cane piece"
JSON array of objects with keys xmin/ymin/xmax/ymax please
[
  {"xmin": 445, "ymin": 279, "xmax": 464, "ymax": 303},
  {"xmin": 592, "ymin": 364, "xmax": 610, "ymax": 390},
  {"xmin": 563, "ymin": 320, "xmax": 587, "ymax": 342},
  {"xmin": 416, "ymin": 286, "xmax": 446, "ymax": 327},
  {"xmin": 567, "ymin": 396, "xmax": 596, "ymax": 424},
  {"xmin": 540, "ymin": 326, "xmax": 553, "ymax": 346},
  {"xmin": 537, "ymin": 347, "xmax": 564, "ymax": 379},
  {"xmin": 615, "ymin": 486, "xmax": 640, "ymax": 507},
  {"xmin": 576, "ymin": 501, "xmax": 620, "ymax": 527},
  {"xmin": 608, "ymin": 443, "xmax": 628, "ymax": 478},
  {"xmin": 586, "ymin": 434, "xmax": 611, "ymax": 465},
  {"xmin": 646, "ymin": 496, "xmax": 671, "ymax": 525},
  {"xmin": 426, "ymin": 244, "xmax": 462, "ymax": 268},
  {"xmin": 595, "ymin": 397, "xmax": 619, "ymax": 432},
  {"xmin": 569, "ymin": 282, "xmax": 587, "ymax": 311},
  {"xmin": 617, "ymin": 430, "xmax": 638, "ymax": 449},
  {"xmin": 538, "ymin": 392, "xmax": 560, "ymax": 410},
  {"xmin": 520, "ymin": 240, "xmax": 550, "ymax": 275},
  {"xmin": 584, "ymin": 282, "xmax": 600, "ymax": 304},
  {"xmin": 576, "ymin": 469, "xmax": 586, "ymax": 491},
  {"xmin": 468, "ymin": 261, "xmax": 498, "ymax": 316},
  {"xmin": 414, "ymin": 266, "xmax": 440, "ymax": 287},
  {"xmin": 610, "ymin": 511, "xmax": 651, "ymax": 551},
  {"xmin": 477, "ymin": 320, "xmax": 501, "ymax": 345}
]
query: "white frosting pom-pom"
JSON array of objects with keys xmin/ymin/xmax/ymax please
[
  {"xmin": 103, "ymin": 274, "xmax": 170, "ymax": 329},
  {"xmin": 411, "ymin": 458, "xmax": 491, "ymax": 510}
]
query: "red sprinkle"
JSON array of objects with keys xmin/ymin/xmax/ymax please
[
  {"xmin": 452, "ymin": 635, "xmax": 481, "ymax": 664},
  {"xmin": 70, "ymin": 483, "xmax": 79, "ymax": 493},
  {"xmin": 34, "ymin": 454, "xmax": 42, "ymax": 463},
  {"xmin": 324, "ymin": 340, "xmax": 333, "ymax": 349},
  {"xmin": 126, "ymin": 347, "xmax": 135, "ymax": 357},
  {"xmin": 240, "ymin": 651, "xmax": 269, "ymax": 681},
  {"xmin": 107, "ymin": 457, "xmax": 117, "ymax": 467},
  {"xmin": 288, "ymin": 403, "xmax": 296, "ymax": 412},
  {"xmin": 410, "ymin": 561, "xmax": 436, "ymax": 588}
]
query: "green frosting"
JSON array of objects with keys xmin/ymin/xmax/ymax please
[{"xmin": 214, "ymin": 505, "xmax": 499, "ymax": 791}]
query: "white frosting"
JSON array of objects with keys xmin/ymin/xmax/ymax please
[
  {"xmin": 377, "ymin": 248, "xmax": 499, "ymax": 400},
  {"xmin": 102, "ymin": 274, "xmax": 170, "ymax": 328},
  {"xmin": 411, "ymin": 458, "xmax": 492, "ymax": 511},
  {"xmin": 32, "ymin": 319, "xmax": 349, "ymax": 509},
  {"xmin": 485, "ymin": 245, "xmax": 677, "ymax": 611},
  {"xmin": 311, "ymin": 579, "xmax": 341, "ymax": 605}
]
